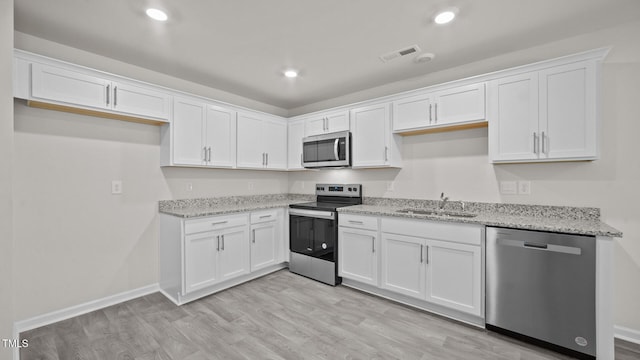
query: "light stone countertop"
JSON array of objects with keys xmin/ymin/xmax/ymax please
[
  {"xmin": 338, "ymin": 204, "xmax": 622, "ymax": 238},
  {"xmin": 158, "ymin": 194, "xmax": 622, "ymax": 237}
]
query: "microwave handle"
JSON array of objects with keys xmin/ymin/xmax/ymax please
[{"xmin": 334, "ymin": 138, "xmax": 340, "ymax": 160}]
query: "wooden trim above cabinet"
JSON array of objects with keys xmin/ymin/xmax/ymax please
[
  {"xmin": 27, "ymin": 100, "xmax": 169, "ymax": 126},
  {"xmin": 397, "ymin": 121, "xmax": 488, "ymax": 136}
]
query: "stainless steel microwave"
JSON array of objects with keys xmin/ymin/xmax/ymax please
[{"xmin": 302, "ymin": 130, "xmax": 351, "ymax": 168}]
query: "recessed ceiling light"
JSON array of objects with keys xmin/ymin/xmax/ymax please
[
  {"xmin": 434, "ymin": 9, "xmax": 457, "ymax": 25},
  {"xmin": 284, "ymin": 70, "xmax": 298, "ymax": 78},
  {"xmin": 146, "ymin": 8, "xmax": 168, "ymax": 21}
]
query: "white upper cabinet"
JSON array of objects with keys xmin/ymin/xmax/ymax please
[
  {"xmin": 304, "ymin": 110, "xmax": 350, "ymax": 136},
  {"xmin": 287, "ymin": 119, "xmax": 306, "ymax": 170},
  {"xmin": 237, "ymin": 111, "xmax": 287, "ymax": 170},
  {"xmin": 205, "ymin": 104, "xmax": 237, "ymax": 168},
  {"xmin": 393, "ymin": 83, "xmax": 485, "ymax": 133},
  {"xmin": 489, "ymin": 60, "xmax": 598, "ymax": 163},
  {"xmin": 30, "ymin": 62, "xmax": 170, "ymax": 121},
  {"xmin": 168, "ymin": 96, "xmax": 236, "ymax": 168},
  {"xmin": 350, "ymin": 103, "xmax": 402, "ymax": 168},
  {"xmin": 111, "ymin": 80, "xmax": 171, "ymax": 120}
]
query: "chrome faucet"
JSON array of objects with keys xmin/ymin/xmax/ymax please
[{"xmin": 438, "ymin": 192, "xmax": 449, "ymax": 210}]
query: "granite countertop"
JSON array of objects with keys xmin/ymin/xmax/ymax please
[
  {"xmin": 159, "ymin": 194, "xmax": 622, "ymax": 237},
  {"xmin": 159, "ymin": 194, "xmax": 313, "ymax": 218},
  {"xmin": 338, "ymin": 201, "xmax": 622, "ymax": 238}
]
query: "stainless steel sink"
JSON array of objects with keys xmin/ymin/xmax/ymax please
[{"xmin": 396, "ymin": 208, "xmax": 478, "ymax": 218}]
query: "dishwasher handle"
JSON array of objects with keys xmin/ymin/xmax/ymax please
[{"xmin": 496, "ymin": 238, "xmax": 582, "ymax": 255}]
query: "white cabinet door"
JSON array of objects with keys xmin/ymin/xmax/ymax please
[
  {"xmin": 392, "ymin": 93, "xmax": 433, "ymax": 131},
  {"xmin": 305, "ymin": 111, "xmax": 350, "ymax": 136},
  {"xmin": 287, "ymin": 120, "xmax": 306, "ymax": 170},
  {"xmin": 184, "ymin": 232, "xmax": 218, "ymax": 294},
  {"xmin": 539, "ymin": 60, "xmax": 597, "ymax": 160},
  {"xmin": 218, "ymin": 227, "xmax": 250, "ymax": 282},
  {"xmin": 263, "ymin": 118, "xmax": 287, "ymax": 170},
  {"xmin": 425, "ymin": 239, "xmax": 482, "ymax": 316},
  {"xmin": 205, "ymin": 105, "xmax": 236, "ymax": 168},
  {"xmin": 305, "ymin": 116, "xmax": 327, "ymax": 137},
  {"xmin": 112, "ymin": 81, "xmax": 171, "ymax": 120},
  {"xmin": 488, "ymin": 72, "xmax": 540, "ymax": 162},
  {"xmin": 381, "ymin": 233, "xmax": 425, "ymax": 299},
  {"xmin": 434, "ymin": 83, "xmax": 485, "ymax": 126},
  {"xmin": 172, "ymin": 97, "xmax": 206, "ymax": 166},
  {"xmin": 351, "ymin": 103, "xmax": 391, "ymax": 167},
  {"xmin": 338, "ymin": 227, "xmax": 378, "ymax": 286},
  {"xmin": 31, "ymin": 63, "xmax": 109, "ymax": 110},
  {"xmin": 251, "ymin": 222, "xmax": 278, "ymax": 271},
  {"xmin": 236, "ymin": 112, "xmax": 265, "ymax": 168},
  {"xmin": 326, "ymin": 111, "xmax": 350, "ymax": 133}
]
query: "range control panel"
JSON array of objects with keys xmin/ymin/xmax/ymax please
[{"xmin": 315, "ymin": 184, "xmax": 362, "ymax": 197}]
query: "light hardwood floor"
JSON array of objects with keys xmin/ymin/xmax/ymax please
[{"xmin": 20, "ymin": 270, "xmax": 640, "ymax": 359}]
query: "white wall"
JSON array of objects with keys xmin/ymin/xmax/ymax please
[
  {"xmin": 11, "ymin": 36, "xmax": 289, "ymax": 321},
  {"xmin": 289, "ymin": 21, "xmax": 640, "ymax": 333},
  {"xmin": 0, "ymin": 1, "xmax": 14, "ymax": 359}
]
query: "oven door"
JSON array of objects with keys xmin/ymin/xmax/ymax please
[{"xmin": 289, "ymin": 208, "xmax": 337, "ymax": 261}]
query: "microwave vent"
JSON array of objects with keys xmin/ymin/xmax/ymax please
[{"xmin": 380, "ymin": 45, "xmax": 421, "ymax": 63}]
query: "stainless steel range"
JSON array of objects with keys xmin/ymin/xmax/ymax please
[{"xmin": 288, "ymin": 184, "xmax": 362, "ymax": 285}]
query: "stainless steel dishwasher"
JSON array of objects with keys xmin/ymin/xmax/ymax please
[{"xmin": 486, "ymin": 227, "xmax": 596, "ymax": 360}]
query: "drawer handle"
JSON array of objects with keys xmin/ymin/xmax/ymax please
[
  {"xmin": 259, "ymin": 215, "xmax": 272, "ymax": 219},
  {"xmin": 211, "ymin": 221, "xmax": 228, "ymax": 226},
  {"xmin": 348, "ymin": 220, "xmax": 364, "ymax": 225}
]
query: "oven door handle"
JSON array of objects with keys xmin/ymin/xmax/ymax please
[{"xmin": 289, "ymin": 208, "xmax": 335, "ymax": 220}]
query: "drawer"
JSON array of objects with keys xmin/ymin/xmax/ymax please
[
  {"xmin": 251, "ymin": 209, "xmax": 280, "ymax": 224},
  {"xmin": 184, "ymin": 213, "xmax": 248, "ymax": 234},
  {"xmin": 339, "ymin": 214, "xmax": 379, "ymax": 231},
  {"xmin": 381, "ymin": 217, "xmax": 483, "ymax": 246}
]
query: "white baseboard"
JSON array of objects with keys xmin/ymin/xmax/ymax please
[
  {"xmin": 615, "ymin": 325, "xmax": 640, "ymax": 345},
  {"xmin": 14, "ymin": 283, "xmax": 160, "ymax": 334}
]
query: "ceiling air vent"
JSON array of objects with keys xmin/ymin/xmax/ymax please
[{"xmin": 379, "ymin": 45, "xmax": 421, "ymax": 63}]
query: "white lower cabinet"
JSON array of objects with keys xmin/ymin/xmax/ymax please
[
  {"xmin": 381, "ymin": 233, "xmax": 425, "ymax": 298},
  {"xmin": 340, "ymin": 214, "xmax": 484, "ymax": 321},
  {"xmin": 338, "ymin": 226, "xmax": 379, "ymax": 286},
  {"xmin": 160, "ymin": 209, "xmax": 285, "ymax": 305},
  {"xmin": 250, "ymin": 209, "xmax": 283, "ymax": 271}
]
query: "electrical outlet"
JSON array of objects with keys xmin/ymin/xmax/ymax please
[
  {"xmin": 500, "ymin": 181, "xmax": 517, "ymax": 195},
  {"xmin": 248, "ymin": 182, "xmax": 254, "ymax": 191},
  {"xmin": 386, "ymin": 181, "xmax": 395, "ymax": 191},
  {"xmin": 518, "ymin": 181, "xmax": 531, "ymax": 195},
  {"xmin": 111, "ymin": 180, "xmax": 123, "ymax": 195},
  {"xmin": 186, "ymin": 183, "xmax": 193, "ymax": 192}
]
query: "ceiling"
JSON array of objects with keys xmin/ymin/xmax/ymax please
[{"xmin": 14, "ymin": 0, "xmax": 640, "ymax": 110}]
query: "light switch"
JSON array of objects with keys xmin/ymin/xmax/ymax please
[
  {"xmin": 111, "ymin": 180, "xmax": 123, "ymax": 195},
  {"xmin": 500, "ymin": 181, "xmax": 517, "ymax": 195}
]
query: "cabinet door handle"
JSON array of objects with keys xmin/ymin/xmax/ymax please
[
  {"xmin": 429, "ymin": 104, "xmax": 432, "ymax": 124},
  {"xmin": 114, "ymin": 86, "xmax": 118, "ymax": 107},
  {"xmin": 541, "ymin": 131, "xmax": 546, "ymax": 154},
  {"xmin": 300, "ymin": 153, "xmax": 303, "ymax": 167},
  {"xmin": 434, "ymin": 103, "xmax": 438, "ymax": 123},
  {"xmin": 348, "ymin": 220, "xmax": 364, "ymax": 225},
  {"xmin": 384, "ymin": 146, "xmax": 389, "ymax": 161},
  {"xmin": 371, "ymin": 237, "xmax": 375, "ymax": 253},
  {"xmin": 533, "ymin": 132, "xmax": 538, "ymax": 154},
  {"xmin": 208, "ymin": 147, "xmax": 212, "ymax": 162},
  {"xmin": 425, "ymin": 245, "xmax": 429, "ymax": 264},
  {"xmin": 106, "ymin": 84, "xmax": 110, "ymax": 105},
  {"xmin": 203, "ymin": 146, "xmax": 207, "ymax": 161},
  {"xmin": 420, "ymin": 244, "xmax": 423, "ymax": 263},
  {"xmin": 266, "ymin": 153, "xmax": 269, "ymax": 166},
  {"xmin": 211, "ymin": 221, "xmax": 228, "ymax": 226},
  {"xmin": 216, "ymin": 236, "xmax": 220, "ymax": 251},
  {"xmin": 325, "ymin": 117, "xmax": 329, "ymax": 132},
  {"xmin": 221, "ymin": 235, "xmax": 225, "ymax": 250},
  {"xmin": 252, "ymin": 229, "xmax": 256, "ymax": 243},
  {"xmin": 259, "ymin": 214, "xmax": 272, "ymax": 219}
]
